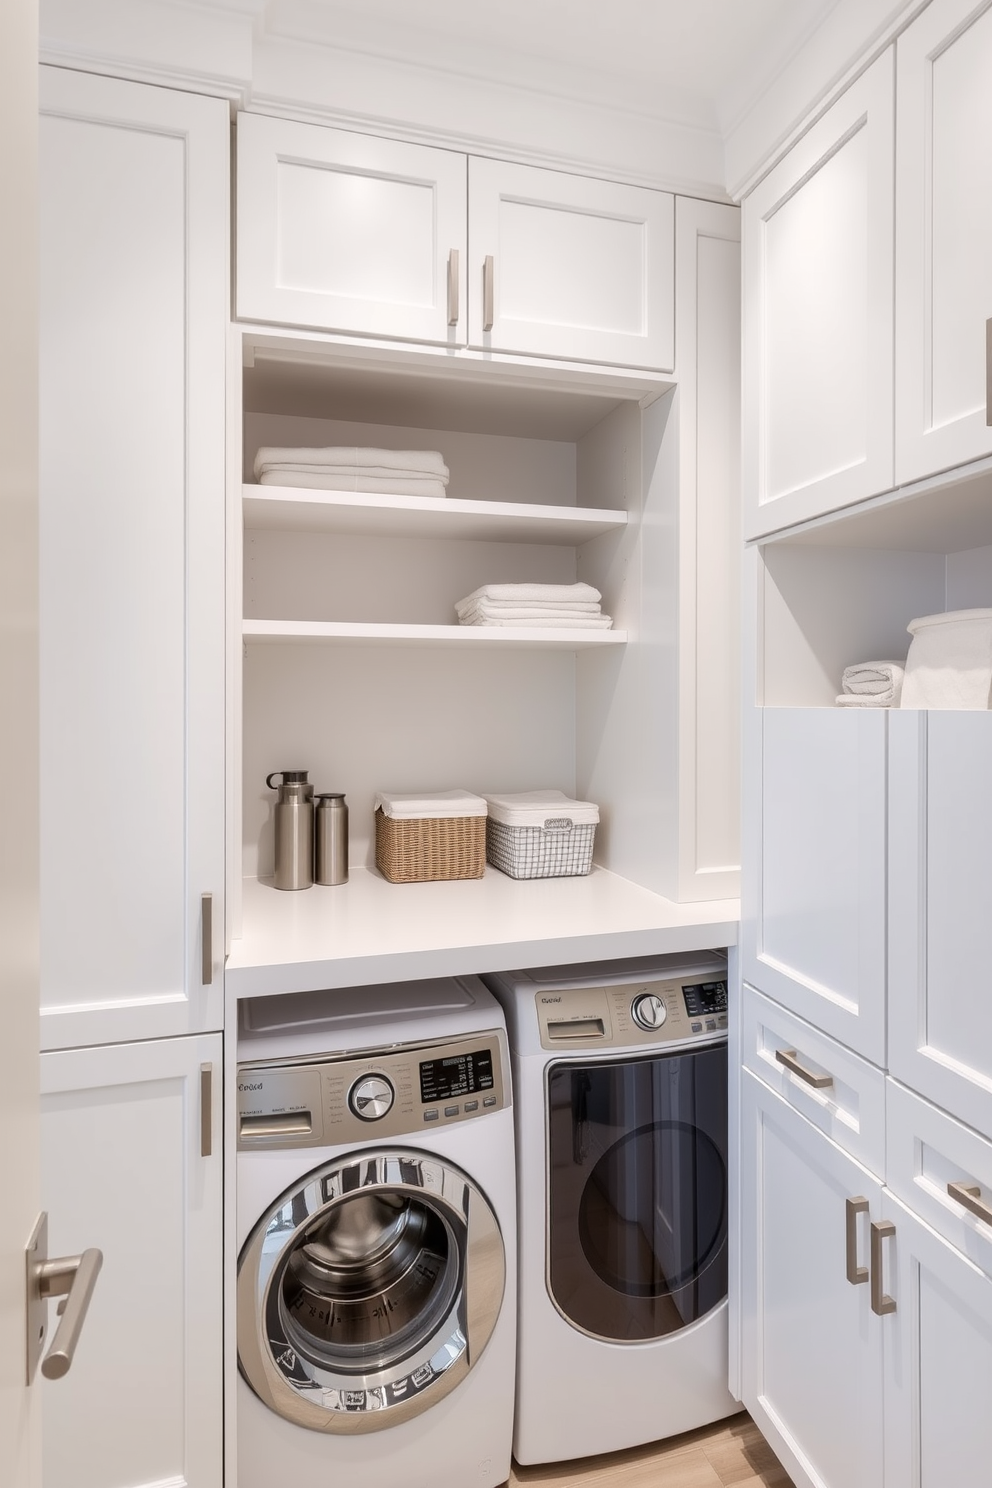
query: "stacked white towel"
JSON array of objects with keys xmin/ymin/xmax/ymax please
[
  {"xmin": 455, "ymin": 582, "xmax": 613, "ymax": 629},
  {"xmin": 253, "ymin": 446, "xmax": 450, "ymax": 500},
  {"xmin": 835, "ymin": 660, "xmax": 905, "ymax": 708},
  {"xmin": 900, "ymin": 608, "xmax": 992, "ymax": 709}
]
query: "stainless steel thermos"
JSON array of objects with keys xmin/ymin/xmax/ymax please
[
  {"xmin": 266, "ymin": 770, "xmax": 314, "ymax": 890},
  {"xmin": 315, "ymin": 792, "xmax": 349, "ymax": 885}
]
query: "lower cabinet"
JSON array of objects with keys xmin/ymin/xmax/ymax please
[{"xmin": 40, "ymin": 1034, "xmax": 222, "ymax": 1488}]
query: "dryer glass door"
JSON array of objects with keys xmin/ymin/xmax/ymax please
[{"xmin": 546, "ymin": 1042, "xmax": 727, "ymax": 1341}]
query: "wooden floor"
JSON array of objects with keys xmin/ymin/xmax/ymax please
[{"xmin": 507, "ymin": 1412, "xmax": 794, "ymax": 1488}]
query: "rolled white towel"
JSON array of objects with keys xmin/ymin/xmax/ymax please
[
  {"xmin": 456, "ymin": 582, "xmax": 601, "ymax": 611},
  {"xmin": 254, "ymin": 446, "xmax": 449, "ymax": 480},
  {"xmin": 840, "ymin": 660, "xmax": 904, "ymax": 706},
  {"xmin": 258, "ymin": 471, "xmax": 448, "ymax": 499}
]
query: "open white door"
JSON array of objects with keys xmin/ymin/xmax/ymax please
[{"xmin": 0, "ymin": 3, "xmax": 41, "ymax": 1485}]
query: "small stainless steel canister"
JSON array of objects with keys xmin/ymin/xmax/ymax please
[
  {"xmin": 314, "ymin": 792, "xmax": 349, "ymax": 885},
  {"xmin": 266, "ymin": 770, "xmax": 314, "ymax": 890}
]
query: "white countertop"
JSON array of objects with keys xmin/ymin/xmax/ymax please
[{"xmin": 226, "ymin": 865, "xmax": 740, "ymax": 998}]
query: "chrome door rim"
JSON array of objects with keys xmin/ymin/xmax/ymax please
[{"xmin": 238, "ymin": 1149, "xmax": 505, "ymax": 1434}]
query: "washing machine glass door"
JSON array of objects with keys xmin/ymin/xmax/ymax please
[
  {"xmin": 238, "ymin": 1148, "xmax": 505, "ymax": 1433},
  {"xmin": 546, "ymin": 1042, "xmax": 727, "ymax": 1342}
]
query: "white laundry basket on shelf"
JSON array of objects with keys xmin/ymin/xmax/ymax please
[
  {"xmin": 484, "ymin": 790, "xmax": 599, "ymax": 879},
  {"xmin": 901, "ymin": 608, "xmax": 992, "ymax": 709}
]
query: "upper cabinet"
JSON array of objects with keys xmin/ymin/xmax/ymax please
[
  {"xmin": 895, "ymin": 0, "xmax": 992, "ymax": 485},
  {"xmin": 236, "ymin": 114, "xmax": 674, "ymax": 371},
  {"xmin": 39, "ymin": 68, "xmax": 228, "ymax": 1049},
  {"xmin": 467, "ymin": 157, "xmax": 674, "ymax": 369},
  {"xmin": 236, "ymin": 114, "xmax": 467, "ymax": 346},
  {"xmin": 742, "ymin": 51, "xmax": 895, "ymax": 539}
]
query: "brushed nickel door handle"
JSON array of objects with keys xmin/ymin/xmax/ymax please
[
  {"xmin": 870, "ymin": 1219, "xmax": 896, "ymax": 1316},
  {"xmin": 447, "ymin": 248, "xmax": 460, "ymax": 326},
  {"xmin": 26, "ymin": 1213, "xmax": 103, "ymax": 1382},
  {"xmin": 846, "ymin": 1196, "xmax": 869, "ymax": 1285},
  {"xmin": 483, "ymin": 254, "xmax": 494, "ymax": 332},
  {"xmin": 775, "ymin": 1047, "xmax": 833, "ymax": 1089},
  {"xmin": 201, "ymin": 892, "xmax": 213, "ymax": 986},
  {"xmin": 947, "ymin": 1180, "xmax": 992, "ymax": 1227}
]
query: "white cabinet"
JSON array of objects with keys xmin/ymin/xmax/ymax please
[
  {"xmin": 744, "ymin": 707, "xmax": 887, "ymax": 1064},
  {"xmin": 895, "ymin": 0, "xmax": 992, "ymax": 485},
  {"xmin": 236, "ymin": 114, "xmax": 467, "ymax": 345},
  {"xmin": 40, "ymin": 1034, "xmax": 223, "ymax": 1488},
  {"xmin": 235, "ymin": 114, "xmax": 675, "ymax": 370},
  {"xmin": 888, "ymin": 710, "xmax": 992, "ymax": 1138},
  {"xmin": 467, "ymin": 157, "xmax": 673, "ymax": 369},
  {"xmin": 38, "ymin": 67, "xmax": 227, "ymax": 1049},
  {"xmin": 742, "ymin": 50, "xmax": 895, "ymax": 539},
  {"xmin": 740, "ymin": 1068, "xmax": 884, "ymax": 1488}
]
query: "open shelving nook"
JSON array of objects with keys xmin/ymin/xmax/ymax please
[{"xmin": 230, "ymin": 329, "xmax": 738, "ymax": 984}]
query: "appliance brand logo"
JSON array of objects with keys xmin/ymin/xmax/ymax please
[
  {"xmin": 238, "ymin": 1081, "xmax": 263, "ymax": 1092},
  {"xmin": 540, "ymin": 996, "xmax": 562, "ymax": 1004}
]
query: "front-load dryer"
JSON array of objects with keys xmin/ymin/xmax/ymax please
[
  {"xmin": 235, "ymin": 974, "xmax": 516, "ymax": 1488},
  {"xmin": 484, "ymin": 954, "xmax": 738, "ymax": 1465}
]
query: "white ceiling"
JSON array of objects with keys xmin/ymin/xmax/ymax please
[{"xmin": 256, "ymin": 0, "xmax": 841, "ymax": 136}]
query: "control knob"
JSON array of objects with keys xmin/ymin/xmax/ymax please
[
  {"xmin": 631, "ymin": 993, "xmax": 667, "ymax": 1032},
  {"xmin": 349, "ymin": 1074, "xmax": 394, "ymax": 1122}
]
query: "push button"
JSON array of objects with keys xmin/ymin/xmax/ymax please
[
  {"xmin": 483, "ymin": 1095, "xmax": 497, "ymax": 1108},
  {"xmin": 691, "ymin": 1022, "xmax": 703, "ymax": 1033},
  {"xmin": 444, "ymin": 1104, "xmax": 459, "ymax": 1118},
  {"xmin": 464, "ymin": 1100, "xmax": 479, "ymax": 1112},
  {"xmin": 424, "ymin": 1109, "xmax": 439, "ymax": 1122}
]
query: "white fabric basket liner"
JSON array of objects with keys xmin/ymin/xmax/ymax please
[
  {"xmin": 483, "ymin": 789, "xmax": 599, "ymax": 828},
  {"xmin": 374, "ymin": 789, "xmax": 487, "ymax": 820}
]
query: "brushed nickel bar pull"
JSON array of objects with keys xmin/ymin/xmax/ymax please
[
  {"xmin": 447, "ymin": 248, "xmax": 460, "ymax": 326},
  {"xmin": 870, "ymin": 1219, "xmax": 896, "ymax": 1316},
  {"xmin": 846, "ymin": 1196, "xmax": 869, "ymax": 1285},
  {"xmin": 775, "ymin": 1047, "xmax": 833, "ymax": 1090},
  {"xmin": 947, "ymin": 1180, "xmax": 992, "ymax": 1227},
  {"xmin": 986, "ymin": 318, "xmax": 991, "ymax": 426},
  {"xmin": 200, "ymin": 1062, "xmax": 213, "ymax": 1159},
  {"xmin": 483, "ymin": 254, "xmax": 494, "ymax": 332},
  {"xmin": 201, "ymin": 892, "xmax": 213, "ymax": 986}
]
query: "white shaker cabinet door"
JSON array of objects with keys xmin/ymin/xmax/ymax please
[
  {"xmin": 38, "ymin": 69, "xmax": 227, "ymax": 1049},
  {"xmin": 895, "ymin": 0, "xmax": 992, "ymax": 484},
  {"xmin": 740, "ymin": 1071, "xmax": 884, "ymax": 1488},
  {"xmin": 236, "ymin": 113, "xmax": 467, "ymax": 344},
  {"xmin": 467, "ymin": 157, "xmax": 674, "ymax": 370},
  {"xmin": 889, "ymin": 710, "xmax": 992, "ymax": 1137},
  {"xmin": 40, "ymin": 1035, "xmax": 223, "ymax": 1488},
  {"xmin": 744, "ymin": 707, "xmax": 887, "ymax": 1065},
  {"xmin": 742, "ymin": 50, "xmax": 895, "ymax": 539},
  {"xmin": 882, "ymin": 1191, "xmax": 992, "ymax": 1488}
]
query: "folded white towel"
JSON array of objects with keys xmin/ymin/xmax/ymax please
[
  {"xmin": 839, "ymin": 660, "xmax": 904, "ymax": 706},
  {"xmin": 484, "ymin": 789, "xmax": 600, "ymax": 827},
  {"xmin": 456, "ymin": 582, "xmax": 602, "ymax": 610},
  {"xmin": 258, "ymin": 471, "xmax": 448, "ymax": 499},
  {"xmin": 254, "ymin": 446, "xmax": 449, "ymax": 479},
  {"xmin": 460, "ymin": 614, "xmax": 614, "ymax": 629},
  {"xmin": 374, "ymin": 788, "xmax": 487, "ymax": 820},
  {"xmin": 901, "ymin": 608, "xmax": 992, "ymax": 709},
  {"xmin": 835, "ymin": 694, "xmax": 896, "ymax": 708},
  {"xmin": 458, "ymin": 603, "xmax": 602, "ymax": 623}
]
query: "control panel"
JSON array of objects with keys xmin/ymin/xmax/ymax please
[
  {"xmin": 237, "ymin": 1029, "xmax": 507, "ymax": 1150},
  {"xmin": 536, "ymin": 977, "xmax": 728, "ymax": 1051}
]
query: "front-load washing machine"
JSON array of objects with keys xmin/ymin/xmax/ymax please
[
  {"xmin": 484, "ymin": 954, "xmax": 738, "ymax": 1465},
  {"xmin": 235, "ymin": 974, "xmax": 516, "ymax": 1488}
]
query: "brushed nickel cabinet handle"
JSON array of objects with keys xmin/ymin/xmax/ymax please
[
  {"xmin": 200, "ymin": 1062, "xmax": 214, "ymax": 1158},
  {"xmin": 26, "ymin": 1215, "xmax": 104, "ymax": 1383},
  {"xmin": 947, "ymin": 1180, "xmax": 992, "ymax": 1227},
  {"xmin": 775, "ymin": 1047, "xmax": 833, "ymax": 1090},
  {"xmin": 846, "ymin": 1196, "xmax": 869, "ymax": 1285},
  {"xmin": 870, "ymin": 1219, "xmax": 896, "ymax": 1316},
  {"xmin": 483, "ymin": 254, "xmax": 494, "ymax": 332},
  {"xmin": 201, "ymin": 892, "xmax": 213, "ymax": 986},
  {"xmin": 986, "ymin": 318, "xmax": 991, "ymax": 426},
  {"xmin": 447, "ymin": 248, "xmax": 460, "ymax": 326}
]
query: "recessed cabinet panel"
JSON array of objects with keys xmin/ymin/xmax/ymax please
[
  {"xmin": 237, "ymin": 114, "xmax": 467, "ymax": 343},
  {"xmin": 889, "ymin": 710, "xmax": 992, "ymax": 1137},
  {"xmin": 743, "ymin": 50, "xmax": 894, "ymax": 538},
  {"xmin": 746, "ymin": 707, "xmax": 887, "ymax": 1065},
  {"xmin": 468, "ymin": 157, "xmax": 674, "ymax": 369},
  {"xmin": 896, "ymin": 0, "xmax": 992, "ymax": 483}
]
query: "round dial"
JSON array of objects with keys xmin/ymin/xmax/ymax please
[
  {"xmin": 631, "ymin": 993, "xmax": 668, "ymax": 1031},
  {"xmin": 348, "ymin": 1074, "xmax": 395, "ymax": 1122}
]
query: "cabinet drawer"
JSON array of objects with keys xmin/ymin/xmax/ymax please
[
  {"xmin": 886, "ymin": 1077, "xmax": 992, "ymax": 1279},
  {"xmin": 743, "ymin": 984, "xmax": 885, "ymax": 1178}
]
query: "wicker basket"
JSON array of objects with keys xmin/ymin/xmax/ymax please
[
  {"xmin": 486, "ymin": 815, "xmax": 596, "ymax": 879},
  {"xmin": 375, "ymin": 808, "xmax": 486, "ymax": 883}
]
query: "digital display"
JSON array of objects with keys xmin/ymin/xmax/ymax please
[
  {"xmin": 420, "ymin": 1047, "xmax": 494, "ymax": 1103},
  {"xmin": 682, "ymin": 980, "xmax": 728, "ymax": 1016}
]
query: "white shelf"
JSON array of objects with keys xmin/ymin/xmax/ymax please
[
  {"xmin": 226, "ymin": 866, "xmax": 740, "ymax": 998},
  {"xmin": 243, "ymin": 485, "xmax": 628, "ymax": 546},
  {"xmin": 243, "ymin": 619, "xmax": 627, "ymax": 649}
]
